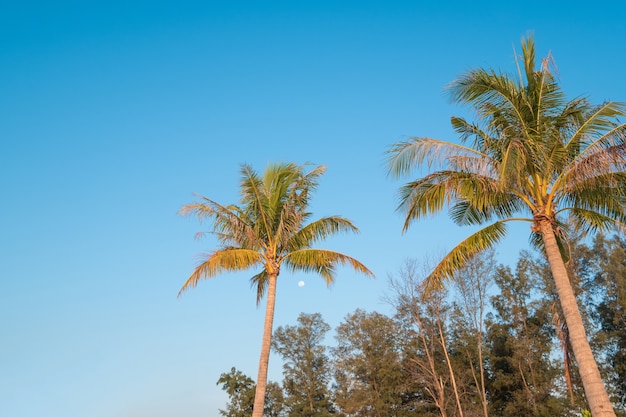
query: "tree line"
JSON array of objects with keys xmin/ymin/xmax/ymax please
[{"xmin": 218, "ymin": 234, "xmax": 626, "ymax": 417}]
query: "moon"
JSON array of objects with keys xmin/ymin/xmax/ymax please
[{"xmin": 297, "ymin": 280, "xmax": 305, "ymax": 287}]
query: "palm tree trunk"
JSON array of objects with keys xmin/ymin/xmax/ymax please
[
  {"xmin": 538, "ymin": 220, "xmax": 615, "ymax": 417},
  {"xmin": 252, "ymin": 273, "xmax": 278, "ymax": 417}
]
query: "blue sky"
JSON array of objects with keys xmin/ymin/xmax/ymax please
[{"xmin": 2, "ymin": 1, "xmax": 625, "ymax": 416}]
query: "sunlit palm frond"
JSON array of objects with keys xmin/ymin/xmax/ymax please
[
  {"xmin": 564, "ymin": 139, "xmax": 626, "ymax": 188},
  {"xmin": 447, "ymin": 153, "xmax": 498, "ymax": 179},
  {"xmin": 565, "ymin": 207, "xmax": 624, "ymax": 235},
  {"xmin": 287, "ymin": 216, "xmax": 360, "ymax": 250},
  {"xmin": 178, "ymin": 248, "xmax": 262, "ymax": 296},
  {"xmin": 387, "ymin": 137, "xmax": 486, "ymax": 177},
  {"xmin": 498, "ymin": 135, "xmax": 537, "ymax": 189},
  {"xmin": 180, "ymin": 196, "xmax": 263, "ymax": 248},
  {"xmin": 448, "ymin": 69, "xmax": 534, "ymax": 138},
  {"xmin": 398, "ymin": 174, "xmax": 452, "ymax": 231},
  {"xmin": 292, "ymin": 164, "xmax": 325, "ymax": 203},
  {"xmin": 285, "ymin": 249, "xmax": 374, "ymax": 285},
  {"xmin": 273, "ymin": 198, "xmax": 303, "ymax": 252},
  {"xmin": 240, "ymin": 163, "xmax": 273, "ymax": 241},
  {"xmin": 399, "ymin": 170, "xmax": 513, "ymax": 230},
  {"xmin": 449, "ymin": 189, "xmax": 528, "ymax": 226},
  {"xmin": 450, "ymin": 116, "xmax": 493, "ymax": 151},
  {"xmin": 426, "ymin": 221, "xmax": 508, "ymax": 291},
  {"xmin": 568, "ymin": 101, "xmax": 626, "ymax": 148},
  {"xmin": 561, "ymin": 174, "xmax": 626, "ymax": 217}
]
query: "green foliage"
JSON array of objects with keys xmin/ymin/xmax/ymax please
[
  {"xmin": 217, "ymin": 367, "xmax": 284, "ymax": 417},
  {"xmin": 217, "ymin": 367, "xmax": 256, "ymax": 417},
  {"xmin": 485, "ymin": 253, "xmax": 567, "ymax": 417},
  {"xmin": 332, "ymin": 310, "xmax": 409, "ymax": 417},
  {"xmin": 272, "ymin": 313, "xmax": 335, "ymax": 417}
]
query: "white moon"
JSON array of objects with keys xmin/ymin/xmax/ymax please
[{"xmin": 298, "ymin": 280, "xmax": 305, "ymax": 287}]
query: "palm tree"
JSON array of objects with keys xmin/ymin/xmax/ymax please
[
  {"xmin": 179, "ymin": 162, "xmax": 373, "ymax": 417},
  {"xmin": 387, "ymin": 37, "xmax": 626, "ymax": 417}
]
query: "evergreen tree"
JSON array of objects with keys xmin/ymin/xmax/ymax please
[
  {"xmin": 486, "ymin": 253, "xmax": 565, "ymax": 417},
  {"xmin": 217, "ymin": 367, "xmax": 256, "ymax": 417},
  {"xmin": 272, "ymin": 313, "xmax": 336, "ymax": 417},
  {"xmin": 332, "ymin": 309, "xmax": 408, "ymax": 417},
  {"xmin": 217, "ymin": 367, "xmax": 285, "ymax": 417}
]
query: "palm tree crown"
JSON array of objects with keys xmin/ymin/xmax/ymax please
[
  {"xmin": 179, "ymin": 162, "xmax": 372, "ymax": 300},
  {"xmin": 389, "ymin": 38, "xmax": 626, "ymax": 285},
  {"xmin": 388, "ymin": 37, "xmax": 625, "ymax": 417},
  {"xmin": 180, "ymin": 162, "xmax": 373, "ymax": 417}
]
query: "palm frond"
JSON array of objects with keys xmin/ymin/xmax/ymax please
[
  {"xmin": 398, "ymin": 170, "xmax": 522, "ymax": 230},
  {"xmin": 567, "ymin": 101, "xmax": 626, "ymax": 148},
  {"xmin": 178, "ymin": 248, "xmax": 262, "ymax": 296},
  {"xmin": 240, "ymin": 163, "xmax": 273, "ymax": 241},
  {"xmin": 387, "ymin": 137, "xmax": 487, "ymax": 177},
  {"xmin": 449, "ymin": 191, "xmax": 528, "ymax": 226},
  {"xmin": 560, "ymin": 173, "xmax": 626, "ymax": 217},
  {"xmin": 285, "ymin": 249, "xmax": 374, "ymax": 285},
  {"xmin": 450, "ymin": 116, "xmax": 493, "ymax": 151},
  {"xmin": 250, "ymin": 270, "xmax": 269, "ymax": 306},
  {"xmin": 288, "ymin": 216, "xmax": 360, "ymax": 250},
  {"xmin": 426, "ymin": 221, "xmax": 508, "ymax": 291},
  {"xmin": 565, "ymin": 207, "xmax": 623, "ymax": 235},
  {"xmin": 448, "ymin": 68, "xmax": 534, "ymax": 139},
  {"xmin": 398, "ymin": 174, "xmax": 451, "ymax": 230},
  {"xmin": 180, "ymin": 195, "xmax": 263, "ymax": 249},
  {"xmin": 563, "ymin": 131, "xmax": 626, "ymax": 187}
]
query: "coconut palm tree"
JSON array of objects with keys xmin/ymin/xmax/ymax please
[
  {"xmin": 387, "ymin": 37, "xmax": 626, "ymax": 417},
  {"xmin": 179, "ymin": 162, "xmax": 373, "ymax": 417}
]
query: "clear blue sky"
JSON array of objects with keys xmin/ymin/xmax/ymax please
[{"xmin": 2, "ymin": 1, "xmax": 625, "ymax": 416}]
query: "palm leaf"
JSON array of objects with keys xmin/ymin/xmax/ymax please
[
  {"xmin": 426, "ymin": 221, "xmax": 507, "ymax": 291},
  {"xmin": 387, "ymin": 137, "xmax": 487, "ymax": 176},
  {"xmin": 178, "ymin": 248, "xmax": 262, "ymax": 296},
  {"xmin": 285, "ymin": 249, "xmax": 374, "ymax": 285},
  {"xmin": 565, "ymin": 207, "xmax": 623, "ymax": 235},
  {"xmin": 567, "ymin": 101, "xmax": 626, "ymax": 148},
  {"xmin": 250, "ymin": 270, "xmax": 269, "ymax": 306},
  {"xmin": 288, "ymin": 216, "xmax": 360, "ymax": 250},
  {"xmin": 180, "ymin": 196, "xmax": 264, "ymax": 249}
]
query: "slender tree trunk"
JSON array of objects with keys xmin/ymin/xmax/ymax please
[
  {"xmin": 252, "ymin": 273, "xmax": 278, "ymax": 417},
  {"xmin": 414, "ymin": 313, "xmax": 447, "ymax": 417},
  {"xmin": 538, "ymin": 220, "xmax": 615, "ymax": 417},
  {"xmin": 437, "ymin": 319, "xmax": 464, "ymax": 417}
]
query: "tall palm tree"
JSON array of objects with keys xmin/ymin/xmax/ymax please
[
  {"xmin": 388, "ymin": 37, "xmax": 626, "ymax": 417},
  {"xmin": 179, "ymin": 162, "xmax": 373, "ymax": 417}
]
